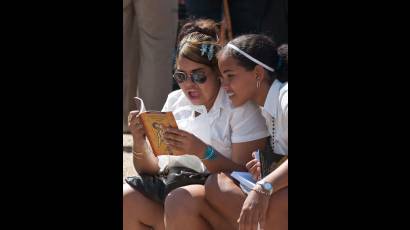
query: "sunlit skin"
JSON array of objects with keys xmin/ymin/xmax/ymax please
[
  {"xmin": 218, "ymin": 52, "xmax": 270, "ymax": 108},
  {"xmin": 176, "ymin": 56, "xmax": 220, "ymax": 111}
]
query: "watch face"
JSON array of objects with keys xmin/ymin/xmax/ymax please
[{"xmin": 263, "ymin": 182, "xmax": 273, "ymax": 191}]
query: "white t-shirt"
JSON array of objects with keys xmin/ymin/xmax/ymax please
[
  {"xmin": 262, "ymin": 80, "xmax": 288, "ymax": 156},
  {"xmin": 158, "ymin": 88, "xmax": 269, "ymax": 172}
]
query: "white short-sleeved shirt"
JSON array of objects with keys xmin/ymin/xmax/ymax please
[
  {"xmin": 262, "ymin": 80, "xmax": 288, "ymax": 156},
  {"xmin": 158, "ymin": 88, "xmax": 269, "ymax": 171}
]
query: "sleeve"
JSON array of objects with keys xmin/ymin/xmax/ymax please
[
  {"xmin": 161, "ymin": 90, "xmax": 179, "ymax": 112},
  {"xmin": 230, "ymin": 101, "xmax": 270, "ymax": 143},
  {"xmin": 280, "ymin": 84, "xmax": 288, "ymax": 118}
]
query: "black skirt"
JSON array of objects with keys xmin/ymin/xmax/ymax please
[{"xmin": 125, "ymin": 167, "xmax": 209, "ymax": 204}]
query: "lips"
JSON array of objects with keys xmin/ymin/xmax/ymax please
[
  {"xmin": 226, "ymin": 91, "xmax": 235, "ymax": 97},
  {"xmin": 187, "ymin": 90, "xmax": 200, "ymax": 99}
]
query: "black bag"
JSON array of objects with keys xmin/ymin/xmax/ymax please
[{"xmin": 125, "ymin": 166, "xmax": 209, "ymax": 204}]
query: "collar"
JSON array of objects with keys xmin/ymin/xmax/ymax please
[{"xmin": 263, "ymin": 80, "xmax": 286, "ymax": 117}]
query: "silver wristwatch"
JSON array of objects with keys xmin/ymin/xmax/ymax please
[{"xmin": 256, "ymin": 180, "xmax": 274, "ymax": 196}]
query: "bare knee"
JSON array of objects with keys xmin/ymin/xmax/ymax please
[
  {"xmin": 123, "ymin": 183, "xmax": 136, "ymax": 203},
  {"xmin": 164, "ymin": 186, "xmax": 200, "ymax": 216},
  {"xmin": 204, "ymin": 172, "xmax": 235, "ymax": 205}
]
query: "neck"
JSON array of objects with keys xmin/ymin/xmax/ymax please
[
  {"xmin": 204, "ymin": 88, "xmax": 219, "ymax": 112},
  {"xmin": 253, "ymin": 81, "xmax": 270, "ymax": 107}
]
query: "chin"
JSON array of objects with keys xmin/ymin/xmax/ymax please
[
  {"xmin": 231, "ymin": 97, "xmax": 245, "ymax": 107},
  {"xmin": 189, "ymin": 98, "xmax": 203, "ymax": 105}
]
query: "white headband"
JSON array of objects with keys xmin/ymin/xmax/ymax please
[{"xmin": 227, "ymin": 43, "xmax": 275, "ymax": 72}]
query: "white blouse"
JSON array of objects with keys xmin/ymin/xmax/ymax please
[
  {"xmin": 158, "ymin": 87, "xmax": 269, "ymax": 172},
  {"xmin": 262, "ymin": 80, "xmax": 288, "ymax": 155}
]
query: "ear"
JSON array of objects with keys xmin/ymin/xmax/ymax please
[{"xmin": 254, "ymin": 65, "xmax": 266, "ymax": 82}]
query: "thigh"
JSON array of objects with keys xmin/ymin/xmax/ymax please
[
  {"xmin": 264, "ymin": 187, "xmax": 288, "ymax": 230},
  {"xmin": 123, "ymin": 183, "xmax": 164, "ymax": 228},
  {"xmin": 205, "ymin": 172, "xmax": 247, "ymax": 228},
  {"xmin": 165, "ymin": 184, "xmax": 234, "ymax": 230}
]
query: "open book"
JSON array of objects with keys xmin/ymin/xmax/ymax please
[
  {"xmin": 134, "ymin": 97, "xmax": 178, "ymax": 156},
  {"xmin": 139, "ymin": 111, "xmax": 178, "ymax": 156}
]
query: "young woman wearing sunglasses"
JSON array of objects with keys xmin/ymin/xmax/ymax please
[{"xmin": 123, "ymin": 19, "xmax": 270, "ymax": 230}]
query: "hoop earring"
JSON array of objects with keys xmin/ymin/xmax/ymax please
[{"xmin": 256, "ymin": 75, "xmax": 261, "ymax": 89}]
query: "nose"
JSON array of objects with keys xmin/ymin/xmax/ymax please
[
  {"xmin": 220, "ymin": 78, "xmax": 230, "ymax": 91},
  {"xmin": 180, "ymin": 77, "xmax": 196, "ymax": 88}
]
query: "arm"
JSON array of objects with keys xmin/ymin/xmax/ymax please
[
  {"xmin": 164, "ymin": 128, "xmax": 266, "ymax": 173},
  {"xmin": 199, "ymin": 138, "xmax": 267, "ymax": 173},
  {"xmin": 237, "ymin": 160, "xmax": 288, "ymax": 229},
  {"xmin": 131, "ymin": 138, "xmax": 160, "ymax": 175},
  {"xmin": 262, "ymin": 159, "xmax": 288, "ymax": 192},
  {"xmin": 128, "ymin": 111, "xmax": 160, "ymax": 175}
]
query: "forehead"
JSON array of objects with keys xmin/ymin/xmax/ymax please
[
  {"xmin": 177, "ymin": 56, "xmax": 209, "ymax": 71},
  {"xmin": 218, "ymin": 52, "xmax": 241, "ymax": 70}
]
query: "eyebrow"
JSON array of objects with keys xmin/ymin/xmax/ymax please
[
  {"xmin": 223, "ymin": 69, "xmax": 234, "ymax": 74},
  {"xmin": 176, "ymin": 68, "xmax": 205, "ymax": 73}
]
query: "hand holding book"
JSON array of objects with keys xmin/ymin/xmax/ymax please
[
  {"xmin": 246, "ymin": 151, "xmax": 262, "ymax": 181},
  {"xmin": 163, "ymin": 127, "xmax": 207, "ymax": 158},
  {"xmin": 128, "ymin": 110, "xmax": 146, "ymax": 143}
]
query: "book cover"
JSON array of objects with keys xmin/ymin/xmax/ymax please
[
  {"xmin": 139, "ymin": 111, "xmax": 178, "ymax": 156},
  {"xmin": 230, "ymin": 171, "xmax": 256, "ymax": 194}
]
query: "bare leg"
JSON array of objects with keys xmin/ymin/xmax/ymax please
[
  {"xmin": 205, "ymin": 172, "xmax": 247, "ymax": 229},
  {"xmin": 123, "ymin": 183, "xmax": 165, "ymax": 230},
  {"xmin": 164, "ymin": 184, "xmax": 233, "ymax": 230},
  {"xmin": 205, "ymin": 173, "xmax": 288, "ymax": 230},
  {"xmin": 263, "ymin": 187, "xmax": 288, "ymax": 230}
]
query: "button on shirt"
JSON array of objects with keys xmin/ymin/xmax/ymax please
[{"xmin": 262, "ymin": 80, "xmax": 288, "ymax": 155}]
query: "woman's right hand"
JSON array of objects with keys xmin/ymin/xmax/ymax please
[
  {"xmin": 246, "ymin": 151, "xmax": 261, "ymax": 181},
  {"xmin": 128, "ymin": 110, "xmax": 145, "ymax": 142}
]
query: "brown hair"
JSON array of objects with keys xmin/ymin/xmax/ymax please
[{"xmin": 176, "ymin": 19, "xmax": 221, "ymax": 71}]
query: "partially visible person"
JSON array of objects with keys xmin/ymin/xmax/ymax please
[
  {"xmin": 123, "ymin": 20, "xmax": 269, "ymax": 230},
  {"xmin": 165, "ymin": 34, "xmax": 288, "ymax": 230},
  {"xmin": 123, "ymin": 0, "xmax": 178, "ymax": 132}
]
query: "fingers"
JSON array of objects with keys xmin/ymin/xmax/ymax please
[
  {"xmin": 246, "ymin": 159, "xmax": 259, "ymax": 170},
  {"xmin": 239, "ymin": 208, "xmax": 259, "ymax": 230},
  {"xmin": 249, "ymin": 208, "xmax": 259, "ymax": 230},
  {"xmin": 128, "ymin": 112, "xmax": 145, "ymax": 139},
  {"xmin": 164, "ymin": 132, "xmax": 184, "ymax": 144},
  {"xmin": 129, "ymin": 117, "xmax": 143, "ymax": 129},
  {"xmin": 259, "ymin": 213, "xmax": 266, "ymax": 230},
  {"xmin": 238, "ymin": 210, "xmax": 246, "ymax": 230},
  {"xmin": 128, "ymin": 111, "xmax": 140, "ymax": 125},
  {"xmin": 166, "ymin": 127, "xmax": 191, "ymax": 137},
  {"xmin": 256, "ymin": 166, "xmax": 261, "ymax": 180},
  {"xmin": 249, "ymin": 163, "xmax": 261, "ymax": 181},
  {"xmin": 164, "ymin": 137, "xmax": 183, "ymax": 147}
]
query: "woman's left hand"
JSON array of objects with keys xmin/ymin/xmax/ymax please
[
  {"xmin": 238, "ymin": 190, "xmax": 270, "ymax": 230},
  {"xmin": 164, "ymin": 128, "xmax": 206, "ymax": 156}
]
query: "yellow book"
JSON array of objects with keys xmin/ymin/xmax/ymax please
[{"xmin": 139, "ymin": 111, "xmax": 178, "ymax": 156}]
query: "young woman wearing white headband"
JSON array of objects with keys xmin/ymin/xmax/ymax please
[{"xmin": 165, "ymin": 34, "xmax": 288, "ymax": 230}]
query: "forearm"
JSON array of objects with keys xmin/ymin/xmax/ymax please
[
  {"xmin": 132, "ymin": 139, "xmax": 160, "ymax": 174},
  {"xmin": 195, "ymin": 145, "xmax": 247, "ymax": 173},
  {"xmin": 264, "ymin": 159, "xmax": 288, "ymax": 192}
]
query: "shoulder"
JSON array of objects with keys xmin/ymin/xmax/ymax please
[
  {"xmin": 162, "ymin": 89, "xmax": 191, "ymax": 112},
  {"xmin": 230, "ymin": 100, "xmax": 265, "ymax": 124},
  {"xmin": 279, "ymin": 82, "xmax": 288, "ymax": 115},
  {"xmin": 233, "ymin": 100, "xmax": 260, "ymax": 114}
]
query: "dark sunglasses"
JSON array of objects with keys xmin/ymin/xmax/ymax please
[{"xmin": 173, "ymin": 70, "xmax": 207, "ymax": 84}]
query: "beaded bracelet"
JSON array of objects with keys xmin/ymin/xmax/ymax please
[{"xmin": 201, "ymin": 145, "xmax": 217, "ymax": 161}]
